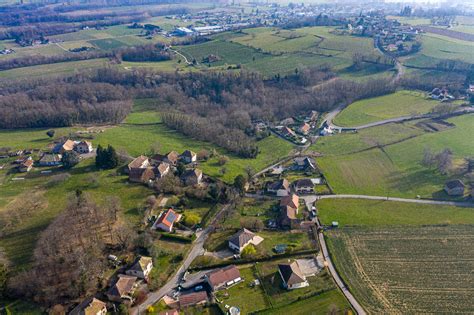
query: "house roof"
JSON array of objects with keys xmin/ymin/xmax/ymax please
[
  {"xmin": 182, "ymin": 169, "xmax": 202, "ymax": 180},
  {"xmin": 445, "ymin": 179, "xmax": 465, "ymax": 189},
  {"xmin": 165, "ymin": 151, "xmax": 179, "ymax": 163},
  {"xmin": 280, "ymin": 194, "xmax": 299, "ymax": 209},
  {"xmin": 181, "ymin": 150, "xmax": 196, "ymax": 158},
  {"xmin": 21, "ymin": 159, "xmax": 33, "ymax": 168},
  {"xmin": 155, "ymin": 209, "xmax": 179, "ymax": 228},
  {"xmin": 278, "ymin": 261, "xmax": 306, "ymax": 286},
  {"xmin": 107, "ymin": 275, "xmax": 137, "ymax": 298},
  {"xmin": 229, "ymin": 228, "xmax": 255, "ymax": 248},
  {"xmin": 128, "ymin": 256, "xmax": 152, "ymax": 273},
  {"xmin": 155, "ymin": 162, "xmax": 170, "ymax": 176},
  {"xmin": 62, "ymin": 139, "xmax": 76, "ymax": 151},
  {"xmin": 282, "ymin": 127, "xmax": 296, "ymax": 137},
  {"xmin": 77, "ymin": 140, "xmax": 92, "ymax": 147},
  {"xmin": 70, "ymin": 297, "xmax": 106, "ymax": 315},
  {"xmin": 40, "ymin": 154, "xmax": 61, "ymax": 163},
  {"xmin": 206, "ymin": 265, "xmax": 240, "ymax": 288},
  {"xmin": 293, "ymin": 179, "xmax": 314, "ymax": 188},
  {"xmin": 158, "ymin": 310, "xmax": 179, "ymax": 315},
  {"xmin": 129, "ymin": 167, "xmax": 154, "ymax": 182},
  {"xmin": 268, "ymin": 179, "xmax": 289, "ymax": 191},
  {"xmin": 179, "ymin": 291, "xmax": 208, "ymax": 308},
  {"xmin": 128, "ymin": 155, "xmax": 149, "ymax": 169},
  {"xmin": 299, "ymin": 123, "xmax": 310, "ymax": 132}
]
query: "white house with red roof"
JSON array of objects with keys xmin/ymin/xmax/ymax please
[{"xmin": 153, "ymin": 208, "xmax": 182, "ymax": 232}]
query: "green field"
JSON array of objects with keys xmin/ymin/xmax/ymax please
[
  {"xmin": 333, "ymin": 90, "xmax": 440, "ymax": 127},
  {"xmin": 316, "ymin": 114, "xmax": 474, "ymax": 198},
  {"xmin": 318, "ymin": 198, "xmax": 474, "ymax": 226},
  {"xmin": 0, "ymin": 58, "xmax": 110, "ymax": 79},
  {"xmin": 387, "ymin": 16, "xmax": 431, "ymax": 26}
]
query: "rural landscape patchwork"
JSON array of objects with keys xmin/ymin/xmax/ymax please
[{"xmin": 0, "ymin": 0, "xmax": 473, "ymax": 314}]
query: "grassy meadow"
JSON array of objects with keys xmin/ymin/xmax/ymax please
[
  {"xmin": 315, "ymin": 114, "xmax": 474, "ymax": 199},
  {"xmin": 333, "ymin": 90, "xmax": 441, "ymax": 127}
]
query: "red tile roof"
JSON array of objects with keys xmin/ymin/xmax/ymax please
[
  {"xmin": 207, "ymin": 265, "xmax": 241, "ymax": 289},
  {"xmin": 156, "ymin": 209, "xmax": 179, "ymax": 228}
]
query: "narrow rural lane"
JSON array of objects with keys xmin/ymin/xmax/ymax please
[
  {"xmin": 317, "ymin": 221, "xmax": 367, "ymax": 315},
  {"xmin": 133, "ymin": 204, "xmax": 231, "ymax": 314}
]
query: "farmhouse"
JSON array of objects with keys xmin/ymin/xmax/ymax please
[
  {"xmin": 125, "ymin": 256, "xmax": 153, "ymax": 280},
  {"xmin": 106, "ymin": 275, "xmax": 137, "ymax": 303},
  {"xmin": 278, "ymin": 261, "xmax": 309, "ymax": 290},
  {"xmin": 266, "ymin": 178, "xmax": 290, "ymax": 196},
  {"xmin": 154, "ymin": 151, "xmax": 179, "ymax": 166},
  {"xmin": 53, "ymin": 139, "xmax": 76, "ymax": 154},
  {"xmin": 293, "ymin": 179, "xmax": 314, "ymax": 194},
  {"xmin": 128, "ymin": 155, "xmax": 150, "ymax": 171},
  {"xmin": 70, "ymin": 297, "xmax": 107, "ymax": 315},
  {"xmin": 38, "ymin": 153, "xmax": 62, "ymax": 166},
  {"xmin": 293, "ymin": 157, "xmax": 316, "ymax": 171},
  {"xmin": 129, "ymin": 167, "xmax": 155, "ymax": 184},
  {"xmin": 228, "ymin": 228, "xmax": 263, "ymax": 253},
  {"xmin": 154, "ymin": 162, "xmax": 170, "ymax": 179},
  {"xmin": 75, "ymin": 141, "xmax": 93, "ymax": 154},
  {"xmin": 205, "ymin": 265, "xmax": 241, "ymax": 291},
  {"xmin": 181, "ymin": 169, "xmax": 203, "ymax": 186},
  {"xmin": 153, "ymin": 208, "xmax": 181, "ymax": 232},
  {"xmin": 180, "ymin": 150, "xmax": 197, "ymax": 164},
  {"xmin": 179, "ymin": 291, "xmax": 208, "ymax": 308},
  {"xmin": 444, "ymin": 180, "xmax": 465, "ymax": 196},
  {"xmin": 18, "ymin": 158, "xmax": 33, "ymax": 172}
]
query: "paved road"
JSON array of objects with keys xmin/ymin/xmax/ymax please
[
  {"xmin": 302, "ymin": 194, "xmax": 474, "ymax": 208},
  {"xmin": 317, "ymin": 220, "xmax": 367, "ymax": 315},
  {"xmin": 133, "ymin": 204, "xmax": 230, "ymax": 314}
]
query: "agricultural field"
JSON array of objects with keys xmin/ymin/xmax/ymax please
[
  {"xmin": 333, "ymin": 90, "xmax": 441, "ymax": 127},
  {"xmin": 316, "ymin": 114, "xmax": 474, "ymax": 198},
  {"xmin": 0, "ymin": 58, "xmax": 111, "ymax": 79},
  {"xmin": 326, "ymin": 225, "xmax": 474, "ymax": 313},
  {"xmin": 318, "ymin": 198, "xmax": 474, "ymax": 226},
  {"xmin": 387, "ymin": 15, "xmax": 431, "ymax": 25}
]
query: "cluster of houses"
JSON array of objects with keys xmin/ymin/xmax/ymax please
[
  {"xmin": 70, "ymin": 256, "xmax": 153, "ymax": 314},
  {"xmin": 2, "ymin": 139, "xmax": 93, "ymax": 173},
  {"xmin": 127, "ymin": 150, "xmax": 203, "ymax": 186}
]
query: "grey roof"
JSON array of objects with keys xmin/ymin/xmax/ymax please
[
  {"xmin": 293, "ymin": 178, "xmax": 314, "ymax": 188},
  {"xmin": 229, "ymin": 228, "xmax": 255, "ymax": 248},
  {"xmin": 445, "ymin": 179, "xmax": 465, "ymax": 189},
  {"xmin": 278, "ymin": 262, "xmax": 305, "ymax": 286}
]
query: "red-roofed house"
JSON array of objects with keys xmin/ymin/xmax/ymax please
[
  {"xmin": 205, "ymin": 265, "xmax": 241, "ymax": 291},
  {"xmin": 179, "ymin": 291, "xmax": 208, "ymax": 308},
  {"xmin": 153, "ymin": 208, "xmax": 182, "ymax": 232}
]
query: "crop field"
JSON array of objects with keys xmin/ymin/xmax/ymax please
[
  {"xmin": 422, "ymin": 26, "xmax": 474, "ymax": 42},
  {"xmin": 326, "ymin": 225, "xmax": 474, "ymax": 313},
  {"xmin": 0, "ymin": 58, "xmax": 110, "ymax": 79},
  {"xmin": 318, "ymin": 198, "xmax": 474, "ymax": 226},
  {"xmin": 387, "ymin": 15, "xmax": 431, "ymax": 25},
  {"xmin": 333, "ymin": 90, "xmax": 441, "ymax": 127},
  {"xmin": 316, "ymin": 114, "xmax": 474, "ymax": 198}
]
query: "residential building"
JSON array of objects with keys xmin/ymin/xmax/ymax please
[
  {"xmin": 278, "ymin": 261, "xmax": 309, "ymax": 290},
  {"xmin": 293, "ymin": 179, "xmax": 314, "ymax": 194},
  {"xmin": 180, "ymin": 150, "xmax": 197, "ymax": 164},
  {"xmin": 155, "ymin": 151, "xmax": 180, "ymax": 166},
  {"xmin": 228, "ymin": 228, "xmax": 262, "ymax": 253},
  {"xmin": 153, "ymin": 208, "xmax": 181, "ymax": 232},
  {"xmin": 444, "ymin": 180, "xmax": 465, "ymax": 196},
  {"xmin": 18, "ymin": 159, "xmax": 33, "ymax": 172},
  {"xmin": 38, "ymin": 153, "xmax": 62, "ymax": 166},
  {"xmin": 280, "ymin": 194, "xmax": 299, "ymax": 210},
  {"xmin": 293, "ymin": 157, "xmax": 316, "ymax": 171},
  {"xmin": 53, "ymin": 139, "xmax": 76, "ymax": 154},
  {"xmin": 281, "ymin": 126, "xmax": 296, "ymax": 138},
  {"xmin": 154, "ymin": 162, "xmax": 170, "ymax": 179},
  {"xmin": 75, "ymin": 141, "xmax": 93, "ymax": 154},
  {"xmin": 267, "ymin": 179, "xmax": 290, "ymax": 196},
  {"xmin": 69, "ymin": 297, "xmax": 107, "ymax": 315},
  {"xmin": 158, "ymin": 310, "xmax": 179, "ymax": 315},
  {"xmin": 181, "ymin": 169, "xmax": 203, "ymax": 186},
  {"xmin": 127, "ymin": 155, "xmax": 150, "ymax": 172},
  {"xmin": 106, "ymin": 275, "xmax": 137, "ymax": 303},
  {"xmin": 179, "ymin": 291, "xmax": 208, "ymax": 308},
  {"xmin": 205, "ymin": 265, "xmax": 241, "ymax": 291},
  {"xmin": 299, "ymin": 122, "xmax": 311, "ymax": 135},
  {"xmin": 129, "ymin": 167, "xmax": 155, "ymax": 184},
  {"xmin": 279, "ymin": 205, "xmax": 297, "ymax": 229},
  {"xmin": 126, "ymin": 256, "xmax": 153, "ymax": 280}
]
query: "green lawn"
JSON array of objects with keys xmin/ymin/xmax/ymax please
[
  {"xmin": 318, "ymin": 198, "xmax": 474, "ymax": 227},
  {"xmin": 416, "ymin": 33, "xmax": 474, "ymax": 63},
  {"xmin": 216, "ymin": 266, "xmax": 270, "ymax": 314},
  {"xmin": 333, "ymin": 90, "xmax": 441, "ymax": 127},
  {"xmin": 317, "ymin": 114, "xmax": 474, "ymax": 198},
  {"xmin": 257, "ymin": 289, "xmax": 351, "ymax": 315}
]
